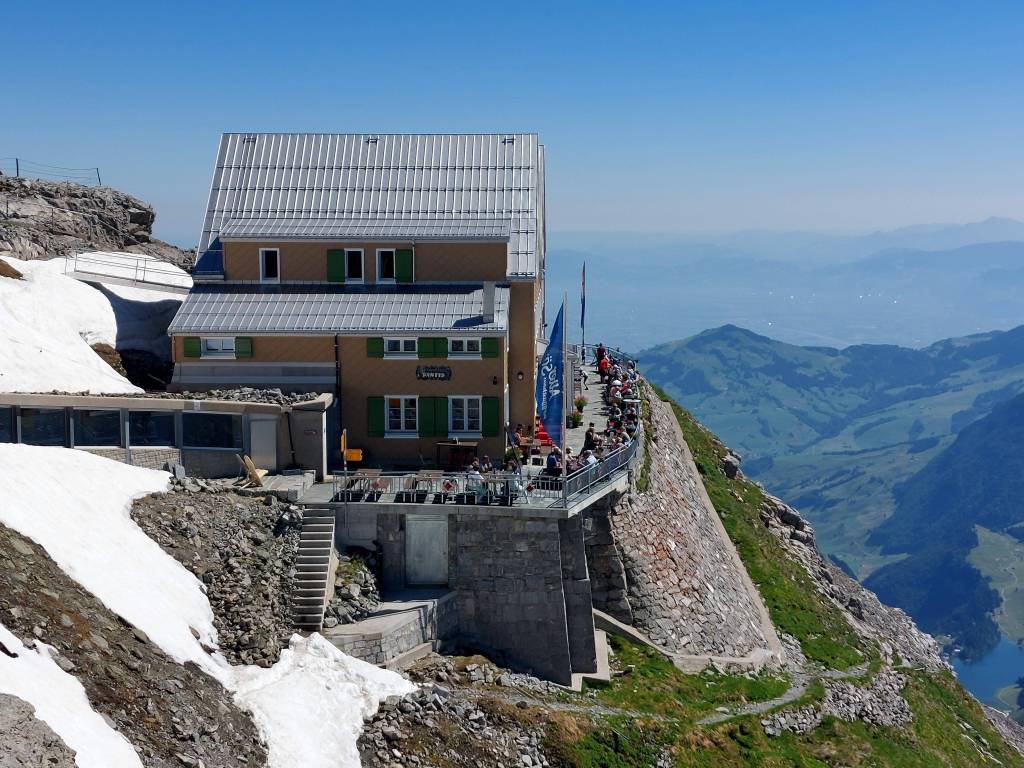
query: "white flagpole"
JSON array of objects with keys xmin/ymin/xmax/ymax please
[{"xmin": 562, "ymin": 291, "xmax": 569, "ymax": 508}]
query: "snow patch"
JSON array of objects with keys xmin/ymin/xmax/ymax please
[
  {"xmin": 0, "ymin": 444, "xmax": 415, "ymax": 767},
  {"xmin": 0, "ymin": 622, "xmax": 143, "ymax": 768},
  {"xmin": 0, "ymin": 444, "xmax": 222, "ymax": 674},
  {"xmin": 0, "ymin": 257, "xmax": 140, "ymax": 393},
  {"xmin": 232, "ymin": 633, "xmax": 415, "ymax": 768}
]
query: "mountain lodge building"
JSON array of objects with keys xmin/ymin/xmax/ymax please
[{"xmin": 168, "ymin": 133, "xmax": 546, "ymax": 468}]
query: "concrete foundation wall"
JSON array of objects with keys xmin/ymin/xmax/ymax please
[
  {"xmin": 448, "ymin": 514, "xmax": 575, "ymax": 685},
  {"xmin": 558, "ymin": 515, "xmax": 598, "ymax": 673}
]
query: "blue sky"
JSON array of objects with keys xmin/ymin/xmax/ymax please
[{"xmin": 3, "ymin": 0, "xmax": 1022, "ymax": 246}]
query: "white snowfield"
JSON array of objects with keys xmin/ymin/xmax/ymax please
[
  {"xmin": 0, "ymin": 623, "xmax": 144, "ymax": 768},
  {"xmin": 0, "ymin": 255, "xmax": 187, "ymax": 394},
  {"xmin": 0, "ymin": 444, "xmax": 414, "ymax": 767}
]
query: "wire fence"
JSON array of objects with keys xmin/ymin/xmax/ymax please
[{"xmin": 0, "ymin": 157, "xmax": 102, "ymax": 186}]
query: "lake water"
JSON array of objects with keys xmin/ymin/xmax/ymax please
[{"xmin": 951, "ymin": 636, "xmax": 1024, "ymax": 709}]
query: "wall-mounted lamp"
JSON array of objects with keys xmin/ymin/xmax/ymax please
[
  {"xmin": 516, "ymin": 371, "xmax": 525, "ymax": 381},
  {"xmin": 492, "ymin": 376, "xmax": 499, "ymax": 386}
]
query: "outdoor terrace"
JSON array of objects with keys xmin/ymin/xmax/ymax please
[{"xmin": 299, "ymin": 358, "xmax": 642, "ymax": 516}]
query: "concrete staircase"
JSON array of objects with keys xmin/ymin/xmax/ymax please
[{"xmin": 291, "ymin": 508, "xmax": 336, "ymax": 632}]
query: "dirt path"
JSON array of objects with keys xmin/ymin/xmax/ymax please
[{"xmin": 696, "ymin": 661, "xmax": 870, "ymax": 726}]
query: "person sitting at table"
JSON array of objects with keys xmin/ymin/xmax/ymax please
[
  {"xmin": 466, "ymin": 462, "xmax": 486, "ymax": 497},
  {"xmin": 583, "ymin": 449, "xmax": 599, "ymax": 466},
  {"xmin": 544, "ymin": 447, "xmax": 563, "ymax": 476},
  {"xmin": 583, "ymin": 424, "xmax": 599, "ymax": 452},
  {"xmin": 480, "ymin": 454, "xmax": 494, "ymax": 473}
]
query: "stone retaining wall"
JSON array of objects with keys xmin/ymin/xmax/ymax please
[{"xmin": 585, "ymin": 392, "xmax": 771, "ymax": 658}]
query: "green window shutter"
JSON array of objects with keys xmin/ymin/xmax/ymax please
[
  {"xmin": 327, "ymin": 249, "xmax": 346, "ymax": 282},
  {"xmin": 434, "ymin": 397, "xmax": 449, "ymax": 437},
  {"xmin": 367, "ymin": 337, "xmax": 385, "ymax": 358},
  {"xmin": 418, "ymin": 396, "xmax": 437, "ymax": 438},
  {"xmin": 481, "ymin": 337, "xmax": 499, "ymax": 358},
  {"xmin": 482, "ymin": 397, "xmax": 500, "ymax": 437},
  {"xmin": 235, "ymin": 337, "xmax": 253, "ymax": 358},
  {"xmin": 367, "ymin": 396, "xmax": 385, "ymax": 437},
  {"xmin": 395, "ymin": 249, "xmax": 414, "ymax": 283},
  {"xmin": 417, "ymin": 337, "xmax": 447, "ymax": 358},
  {"xmin": 183, "ymin": 336, "xmax": 201, "ymax": 358}
]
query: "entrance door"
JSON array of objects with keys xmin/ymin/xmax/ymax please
[{"xmin": 405, "ymin": 514, "xmax": 449, "ymax": 586}]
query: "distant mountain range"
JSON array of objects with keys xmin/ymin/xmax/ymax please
[
  {"xmin": 639, "ymin": 324, "xmax": 1024, "ymax": 655},
  {"xmin": 547, "ymin": 224, "xmax": 1024, "ymax": 350}
]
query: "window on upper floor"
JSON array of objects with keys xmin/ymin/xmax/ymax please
[
  {"xmin": 449, "ymin": 338, "xmax": 482, "ymax": 356},
  {"xmin": 202, "ymin": 337, "xmax": 235, "ymax": 358},
  {"xmin": 260, "ymin": 248, "xmax": 280, "ymax": 282},
  {"xmin": 385, "ymin": 338, "xmax": 417, "ymax": 357},
  {"xmin": 346, "ymin": 249, "xmax": 363, "ymax": 282},
  {"xmin": 377, "ymin": 249, "xmax": 396, "ymax": 281}
]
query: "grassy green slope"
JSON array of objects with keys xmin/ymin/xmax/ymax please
[{"xmin": 552, "ymin": 388, "xmax": 1024, "ymax": 767}]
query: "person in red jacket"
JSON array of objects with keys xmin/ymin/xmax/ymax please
[{"xmin": 598, "ymin": 354, "xmax": 611, "ymax": 382}]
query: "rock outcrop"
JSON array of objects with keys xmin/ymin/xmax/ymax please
[
  {"xmin": 0, "ymin": 174, "xmax": 192, "ymax": 267},
  {"xmin": 0, "ymin": 694, "xmax": 77, "ymax": 768},
  {"xmin": 758, "ymin": 493, "xmax": 945, "ymax": 670}
]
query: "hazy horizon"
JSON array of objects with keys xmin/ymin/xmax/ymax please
[{"xmin": 3, "ymin": 1, "xmax": 1023, "ymax": 246}]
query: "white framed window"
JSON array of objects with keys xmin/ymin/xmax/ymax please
[
  {"xmin": 449, "ymin": 396, "xmax": 482, "ymax": 435},
  {"xmin": 449, "ymin": 338, "xmax": 482, "ymax": 357},
  {"xmin": 345, "ymin": 249, "xmax": 364, "ymax": 282},
  {"xmin": 385, "ymin": 338, "xmax": 418, "ymax": 357},
  {"xmin": 386, "ymin": 396, "xmax": 417, "ymax": 434},
  {"xmin": 259, "ymin": 248, "xmax": 280, "ymax": 283},
  {"xmin": 202, "ymin": 337, "xmax": 235, "ymax": 358},
  {"xmin": 377, "ymin": 249, "xmax": 396, "ymax": 281}
]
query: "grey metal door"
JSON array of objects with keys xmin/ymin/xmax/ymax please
[{"xmin": 405, "ymin": 514, "xmax": 449, "ymax": 586}]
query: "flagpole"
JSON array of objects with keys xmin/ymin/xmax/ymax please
[
  {"xmin": 562, "ymin": 290, "xmax": 569, "ymax": 509},
  {"xmin": 581, "ymin": 262, "xmax": 586, "ymax": 363}
]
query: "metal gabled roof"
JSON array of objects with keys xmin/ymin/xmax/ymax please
[
  {"xmin": 218, "ymin": 215, "xmax": 513, "ymax": 242},
  {"xmin": 197, "ymin": 133, "xmax": 544, "ymax": 277},
  {"xmin": 168, "ymin": 283, "xmax": 510, "ymax": 335}
]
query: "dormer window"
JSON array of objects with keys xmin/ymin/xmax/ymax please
[
  {"xmin": 260, "ymin": 248, "xmax": 280, "ymax": 283},
  {"xmin": 377, "ymin": 249, "xmax": 396, "ymax": 281}
]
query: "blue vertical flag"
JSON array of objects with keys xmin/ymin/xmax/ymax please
[{"xmin": 536, "ymin": 302, "xmax": 565, "ymax": 449}]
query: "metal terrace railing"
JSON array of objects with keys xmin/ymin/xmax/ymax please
[
  {"xmin": 329, "ymin": 436, "xmax": 639, "ymax": 511},
  {"xmin": 63, "ymin": 251, "xmax": 192, "ymax": 293}
]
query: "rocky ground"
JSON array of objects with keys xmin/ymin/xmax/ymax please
[
  {"xmin": 130, "ymin": 488, "xmax": 302, "ymax": 667},
  {"xmin": 359, "ymin": 653, "xmax": 570, "ymax": 768},
  {"xmin": 762, "ymin": 667, "xmax": 912, "ymax": 737},
  {"xmin": 0, "ymin": 522, "xmax": 267, "ymax": 767},
  {"xmin": 0, "ymin": 175, "xmax": 192, "ymax": 267},
  {"xmin": 0, "ymin": 693, "xmax": 77, "ymax": 767},
  {"xmin": 324, "ymin": 551, "xmax": 381, "ymax": 628}
]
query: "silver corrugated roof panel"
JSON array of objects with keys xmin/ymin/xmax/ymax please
[
  {"xmin": 198, "ymin": 133, "xmax": 544, "ymax": 277},
  {"xmin": 218, "ymin": 216, "xmax": 513, "ymax": 241},
  {"xmin": 168, "ymin": 284, "xmax": 510, "ymax": 335}
]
